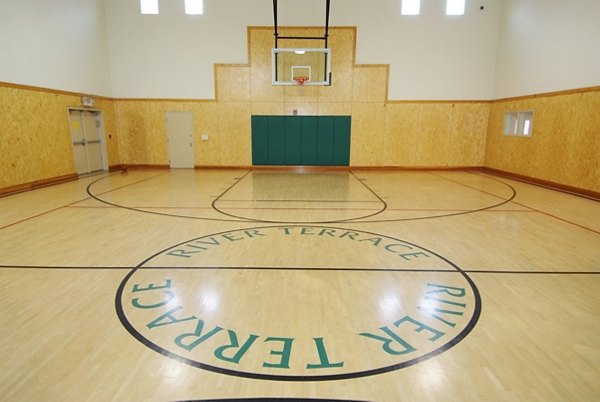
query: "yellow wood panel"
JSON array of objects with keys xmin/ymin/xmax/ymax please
[
  {"xmin": 449, "ymin": 103, "xmax": 489, "ymax": 166},
  {"xmin": 0, "ymin": 87, "xmax": 75, "ymax": 185},
  {"xmin": 485, "ymin": 99, "xmax": 534, "ymax": 174},
  {"xmin": 145, "ymin": 101, "xmax": 167, "ymax": 165},
  {"xmin": 217, "ymin": 102, "xmax": 251, "ymax": 165},
  {"xmin": 351, "ymin": 103, "xmax": 386, "ymax": 166},
  {"xmin": 215, "ymin": 66, "xmax": 251, "ymax": 102},
  {"xmin": 284, "ymin": 84, "xmax": 319, "ymax": 104},
  {"xmin": 0, "ymin": 85, "xmax": 119, "ymax": 189},
  {"xmin": 192, "ymin": 102, "xmax": 219, "ymax": 166},
  {"xmin": 276, "ymin": 28, "xmax": 324, "ymax": 50},
  {"xmin": 318, "ymin": 28, "xmax": 355, "ymax": 103},
  {"xmin": 94, "ymin": 98, "xmax": 120, "ymax": 167},
  {"xmin": 249, "ymin": 28, "xmax": 284, "ymax": 103},
  {"xmin": 283, "ymin": 103, "xmax": 318, "ymax": 116},
  {"xmin": 113, "ymin": 101, "xmax": 140, "ymax": 164},
  {"xmin": 484, "ymin": 102, "xmax": 511, "ymax": 168},
  {"xmin": 571, "ymin": 91, "xmax": 600, "ymax": 191},
  {"xmin": 115, "ymin": 101, "xmax": 168, "ymax": 165},
  {"xmin": 529, "ymin": 94, "xmax": 578, "ymax": 183},
  {"xmin": 317, "ymin": 102, "xmax": 352, "ymax": 116},
  {"xmin": 485, "ymin": 89, "xmax": 600, "ymax": 193},
  {"xmin": 251, "ymin": 102, "xmax": 285, "ymax": 116},
  {"xmin": 414, "ymin": 103, "xmax": 453, "ymax": 166},
  {"xmin": 384, "ymin": 103, "xmax": 421, "ymax": 166},
  {"xmin": 352, "ymin": 66, "xmax": 388, "ymax": 103},
  {"xmin": 116, "ymin": 101, "xmax": 224, "ymax": 167},
  {"xmin": 318, "ymin": 65, "xmax": 353, "ymax": 102}
]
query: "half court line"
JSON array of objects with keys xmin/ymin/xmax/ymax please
[{"xmin": 1, "ymin": 264, "xmax": 597, "ymax": 275}]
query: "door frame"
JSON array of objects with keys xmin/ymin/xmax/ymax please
[
  {"xmin": 165, "ymin": 111, "xmax": 196, "ymax": 169},
  {"xmin": 67, "ymin": 108, "xmax": 109, "ymax": 175}
]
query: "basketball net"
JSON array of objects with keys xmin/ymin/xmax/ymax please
[{"xmin": 293, "ymin": 77, "xmax": 309, "ymax": 95}]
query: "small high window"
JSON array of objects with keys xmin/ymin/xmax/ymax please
[
  {"xmin": 504, "ymin": 111, "xmax": 534, "ymax": 137},
  {"xmin": 401, "ymin": 0, "xmax": 421, "ymax": 15},
  {"xmin": 140, "ymin": 0, "xmax": 159, "ymax": 15},
  {"xmin": 446, "ymin": 0, "xmax": 465, "ymax": 15},
  {"xmin": 185, "ymin": 0, "xmax": 203, "ymax": 15}
]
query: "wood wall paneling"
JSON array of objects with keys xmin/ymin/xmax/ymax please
[
  {"xmin": 1, "ymin": 84, "xmax": 119, "ymax": 190},
  {"xmin": 485, "ymin": 89, "xmax": 599, "ymax": 193},
  {"xmin": 2, "ymin": 25, "xmax": 598, "ymax": 196}
]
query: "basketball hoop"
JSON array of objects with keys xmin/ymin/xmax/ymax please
[{"xmin": 293, "ymin": 76, "xmax": 309, "ymax": 86}]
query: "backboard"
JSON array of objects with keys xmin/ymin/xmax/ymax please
[{"xmin": 272, "ymin": 48, "xmax": 332, "ymax": 86}]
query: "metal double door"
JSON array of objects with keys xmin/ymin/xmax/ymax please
[{"xmin": 69, "ymin": 110, "xmax": 104, "ymax": 175}]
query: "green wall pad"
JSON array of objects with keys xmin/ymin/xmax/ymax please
[{"xmin": 251, "ymin": 116, "xmax": 351, "ymax": 166}]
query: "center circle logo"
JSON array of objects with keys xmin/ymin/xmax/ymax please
[{"xmin": 116, "ymin": 225, "xmax": 481, "ymax": 381}]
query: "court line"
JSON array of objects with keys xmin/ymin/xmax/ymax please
[
  {"xmin": 0, "ymin": 197, "xmax": 91, "ymax": 231},
  {"xmin": 198, "ymin": 207, "xmax": 381, "ymax": 211},
  {"xmin": 175, "ymin": 399, "xmax": 367, "ymax": 402},
  {"xmin": 219, "ymin": 199, "xmax": 381, "ymax": 203},
  {"xmin": 341, "ymin": 171, "xmax": 517, "ymax": 223},
  {"xmin": 68, "ymin": 205, "xmax": 215, "ymax": 209},
  {"xmin": 0, "ymin": 264, "xmax": 597, "ymax": 274},
  {"xmin": 432, "ymin": 171, "xmax": 533, "ymax": 208},
  {"xmin": 350, "ymin": 170, "xmax": 388, "ymax": 218},
  {"xmin": 86, "ymin": 169, "xmax": 516, "ymax": 223},
  {"xmin": 210, "ymin": 171, "xmax": 388, "ymax": 223},
  {"xmin": 89, "ymin": 170, "xmax": 170, "ymax": 197},
  {"xmin": 87, "ymin": 170, "xmax": 258, "ymax": 223},
  {"xmin": 472, "ymin": 171, "xmax": 600, "ymax": 235},
  {"xmin": 439, "ymin": 171, "xmax": 599, "ymax": 234},
  {"xmin": 67, "ymin": 204, "xmax": 533, "ymax": 213},
  {"xmin": 84, "ymin": 170, "xmax": 543, "ymax": 224},
  {"xmin": 0, "ymin": 171, "xmax": 171, "ymax": 231},
  {"xmin": 208, "ymin": 207, "xmax": 533, "ymax": 212},
  {"xmin": 502, "ymin": 198, "xmax": 600, "ymax": 236},
  {"xmin": 114, "ymin": 254, "xmax": 481, "ymax": 382}
]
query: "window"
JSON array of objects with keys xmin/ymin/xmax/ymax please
[
  {"xmin": 140, "ymin": 0, "xmax": 159, "ymax": 14},
  {"xmin": 401, "ymin": 0, "xmax": 421, "ymax": 15},
  {"xmin": 185, "ymin": 0, "xmax": 203, "ymax": 15},
  {"xmin": 446, "ymin": 0, "xmax": 465, "ymax": 15},
  {"xmin": 504, "ymin": 111, "xmax": 534, "ymax": 137}
]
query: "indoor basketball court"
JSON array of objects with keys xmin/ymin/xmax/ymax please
[{"xmin": 1, "ymin": 1, "xmax": 599, "ymax": 401}]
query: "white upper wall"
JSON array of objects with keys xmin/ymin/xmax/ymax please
[
  {"xmin": 2, "ymin": 1, "xmax": 598, "ymax": 100},
  {"xmin": 334, "ymin": 0, "xmax": 501, "ymax": 100},
  {"xmin": 494, "ymin": 0, "xmax": 600, "ymax": 98},
  {"xmin": 105, "ymin": 0, "xmax": 502, "ymax": 100},
  {"xmin": 105, "ymin": 0, "xmax": 265, "ymax": 99},
  {"xmin": 0, "ymin": 0, "xmax": 112, "ymax": 96}
]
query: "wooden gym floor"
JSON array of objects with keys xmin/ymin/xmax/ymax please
[{"xmin": 0, "ymin": 168, "xmax": 598, "ymax": 401}]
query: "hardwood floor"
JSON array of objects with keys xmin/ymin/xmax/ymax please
[{"xmin": 0, "ymin": 168, "xmax": 598, "ymax": 401}]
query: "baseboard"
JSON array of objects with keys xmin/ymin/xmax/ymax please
[
  {"xmin": 193, "ymin": 165, "xmax": 482, "ymax": 172},
  {"xmin": 0, "ymin": 173, "xmax": 79, "ymax": 198},
  {"xmin": 109, "ymin": 164, "xmax": 130, "ymax": 172},
  {"xmin": 350, "ymin": 165, "xmax": 482, "ymax": 172},
  {"xmin": 480, "ymin": 167, "xmax": 600, "ymax": 202},
  {"xmin": 196, "ymin": 165, "xmax": 353, "ymax": 172},
  {"xmin": 120, "ymin": 164, "xmax": 170, "ymax": 170}
]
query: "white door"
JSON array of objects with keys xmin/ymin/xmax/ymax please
[
  {"xmin": 166, "ymin": 111, "xmax": 195, "ymax": 168},
  {"xmin": 69, "ymin": 110, "xmax": 88, "ymax": 174},
  {"xmin": 82, "ymin": 111, "xmax": 103, "ymax": 172},
  {"xmin": 69, "ymin": 109, "xmax": 105, "ymax": 175}
]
